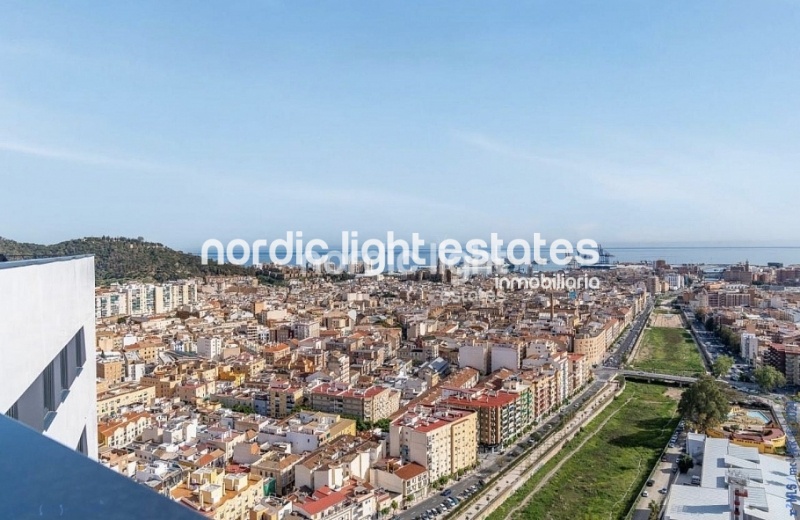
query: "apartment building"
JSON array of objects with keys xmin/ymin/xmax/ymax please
[
  {"xmin": 258, "ymin": 411, "xmax": 357, "ymax": 454},
  {"xmin": 294, "ymin": 435, "xmax": 382, "ymax": 491},
  {"xmin": 292, "ymin": 480, "xmax": 377, "ymax": 520},
  {"xmin": 97, "ymin": 356, "xmax": 125, "ymax": 384},
  {"xmin": 197, "ymin": 336, "xmax": 224, "ymax": 360},
  {"xmin": 96, "ymin": 383, "xmax": 156, "ymax": 418},
  {"xmin": 572, "ymin": 327, "xmax": 607, "ymax": 367},
  {"xmin": 250, "ymin": 449, "xmax": 303, "ymax": 496},
  {"xmin": 441, "ymin": 387, "xmax": 528, "ymax": 449},
  {"xmin": 309, "ymin": 383, "xmax": 401, "ymax": 422},
  {"xmin": 0, "ymin": 256, "xmax": 98, "ymax": 458},
  {"xmin": 389, "ymin": 407, "xmax": 478, "ymax": 481},
  {"xmin": 172, "ymin": 468, "xmax": 264, "ymax": 520},
  {"xmin": 254, "ymin": 380, "xmax": 305, "ymax": 418},
  {"xmin": 97, "ymin": 411, "xmax": 153, "ymax": 449},
  {"xmin": 370, "ymin": 459, "xmax": 429, "ymax": 501}
]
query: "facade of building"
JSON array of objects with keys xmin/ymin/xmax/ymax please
[
  {"xmin": 389, "ymin": 408, "xmax": 477, "ymax": 481},
  {"xmin": 309, "ymin": 383, "xmax": 401, "ymax": 422},
  {"xmin": 254, "ymin": 381, "xmax": 305, "ymax": 418},
  {"xmin": 0, "ymin": 256, "xmax": 98, "ymax": 458}
]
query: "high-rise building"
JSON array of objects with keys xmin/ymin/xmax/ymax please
[{"xmin": 0, "ymin": 256, "xmax": 98, "ymax": 458}]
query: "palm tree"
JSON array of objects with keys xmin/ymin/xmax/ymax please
[{"xmin": 648, "ymin": 500, "xmax": 660, "ymax": 520}]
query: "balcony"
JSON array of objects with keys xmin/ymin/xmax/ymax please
[{"xmin": 0, "ymin": 414, "xmax": 202, "ymax": 519}]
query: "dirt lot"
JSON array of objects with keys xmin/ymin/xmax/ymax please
[{"xmin": 651, "ymin": 313, "xmax": 683, "ymax": 328}]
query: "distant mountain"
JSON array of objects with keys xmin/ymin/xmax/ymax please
[{"xmin": 0, "ymin": 236, "xmax": 254, "ymax": 284}]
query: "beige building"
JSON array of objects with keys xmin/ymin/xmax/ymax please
[
  {"xmin": 389, "ymin": 407, "xmax": 477, "ymax": 481},
  {"xmin": 96, "ymin": 383, "xmax": 156, "ymax": 418},
  {"xmin": 370, "ymin": 459, "xmax": 429, "ymax": 501},
  {"xmin": 573, "ymin": 328, "xmax": 607, "ymax": 367},
  {"xmin": 177, "ymin": 380, "xmax": 217, "ymax": 404},
  {"xmin": 97, "ymin": 411, "xmax": 153, "ymax": 449},
  {"xmin": 97, "ymin": 357, "xmax": 125, "ymax": 384},
  {"xmin": 309, "ymin": 383, "xmax": 400, "ymax": 422},
  {"xmin": 140, "ymin": 373, "xmax": 181, "ymax": 399},
  {"xmin": 250, "ymin": 450, "xmax": 303, "ymax": 496},
  {"xmin": 254, "ymin": 380, "xmax": 304, "ymax": 418},
  {"xmin": 172, "ymin": 468, "xmax": 264, "ymax": 520}
]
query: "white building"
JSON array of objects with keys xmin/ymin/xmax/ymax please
[
  {"xmin": 293, "ymin": 320, "xmax": 320, "ymax": 340},
  {"xmin": 664, "ymin": 272, "xmax": 684, "ymax": 290},
  {"xmin": 490, "ymin": 343, "xmax": 523, "ymax": 372},
  {"xmin": 197, "ymin": 336, "xmax": 223, "ymax": 360},
  {"xmin": 741, "ymin": 333, "xmax": 759, "ymax": 364},
  {"xmin": 0, "ymin": 256, "xmax": 98, "ymax": 458},
  {"xmin": 459, "ymin": 342, "xmax": 490, "ymax": 375},
  {"xmin": 663, "ymin": 435, "xmax": 800, "ymax": 520}
]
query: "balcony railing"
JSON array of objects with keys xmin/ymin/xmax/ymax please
[{"xmin": 0, "ymin": 414, "xmax": 202, "ymax": 519}]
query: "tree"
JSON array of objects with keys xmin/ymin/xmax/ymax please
[
  {"xmin": 391, "ymin": 500, "xmax": 398, "ymax": 512},
  {"xmin": 712, "ymin": 355, "xmax": 735, "ymax": 377},
  {"xmin": 648, "ymin": 500, "xmax": 661, "ymax": 520},
  {"xmin": 705, "ymin": 317, "xmax": 716, "ymax": 331},
  {"xmin": 678, "ymin": 375, "xmax": 731, "ymax": 432},
  {"xmin": 754, "ymin": 365, "xmax": 786, "ymax": 392},
  {"xmin": 380, "ymin": 507, "xmax": 391, "ymax": 517},
  {"xmin": 678, "ymin": 454, "xmax": 694, "ymax": 474}
]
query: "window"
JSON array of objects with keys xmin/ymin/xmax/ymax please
[
  {"xmin": 75, "ymin": 327, "xmax": 86, "ymax": 368},
  {"xmin": 77, "ymin": 427, "xmax": 88, "ymax": 456},
  {"xmin": 6, "ymin": 402, "xmax": 18, "ymax": 420},
  {"xmin": 43, "ymin": 360, "xmax": 56, "ymax": 413},
  {"xmin": 60, "ymin": 346, "xmax": 70, "ymax": 391}
]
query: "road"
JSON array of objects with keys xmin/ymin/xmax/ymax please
[
  {"xmin": 451, "ymin": 382, "xmax": 621, "ymax": 520},
  {"xmin": 595, "ymin": 298, "xmax": 653, "ymax": 380},
  {"xmin": 397, "ymin": 301, "xmax": 655, "ymax": 520},
  {"xmin": 396, "ymin": 379, "xmax": 608, "ymax": 520},
  {"xmin": 630, "ymin": 424, "xmax": 685, "ymax": 520}
]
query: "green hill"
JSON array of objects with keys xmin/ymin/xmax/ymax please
[{"xmin": 0, "ymin": 236, "xmax": 254, "ymax": 284}]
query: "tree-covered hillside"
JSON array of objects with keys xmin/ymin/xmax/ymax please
[{"xmin": 0, "ymin": 236, "xmax": 253, "ymax": 284}]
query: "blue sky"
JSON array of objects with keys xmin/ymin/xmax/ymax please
[{"xmin": 1, "ymin": 1, "xmax": 799, "ymax": 250}]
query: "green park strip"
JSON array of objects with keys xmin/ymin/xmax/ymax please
[
  {"xmin": 630, "ymin": 326, "xmax": 706, "ymax": 377},
  {"xmin": 486, "ymin": 382, "xmax": 680, "ymax": 520}
]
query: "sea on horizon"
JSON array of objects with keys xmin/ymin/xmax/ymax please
[{"xmin": 191, "ymin": 245, "xmax": 800, "ymax": 270}]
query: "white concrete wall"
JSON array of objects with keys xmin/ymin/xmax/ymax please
[
  {"xmin": 490, "ymin": 345, "xmax": 520, "ymax": 372},
  {"xmin": 0, "ymin": 256, "xmax": 98, "ymax": 458}
]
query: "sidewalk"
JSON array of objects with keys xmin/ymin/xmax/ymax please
[{"xmin": 452, "ymin": 380, "xmax": 623, "ymax": 520}]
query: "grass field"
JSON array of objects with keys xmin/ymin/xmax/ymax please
[
  {"xmin": 487, "ymin": 382, "xmax": 680, "ymax": 520},
  {"xmin": 629, "ymin": 326, "xmax": 706, "ymax": 376}
]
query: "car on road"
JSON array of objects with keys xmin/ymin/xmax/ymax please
[{"xmin": 440, "ymin": 489, "xmax": 452, "ymax": 497}]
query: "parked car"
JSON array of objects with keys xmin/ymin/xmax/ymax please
[
  {"xmin": 646, "ymin": 479, "xmax": 655, "ymax": 487},
  {"xmin": 641, "ymin": 491, "xmax": 649, "ymax": 497}
]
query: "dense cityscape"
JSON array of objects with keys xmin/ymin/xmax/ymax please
[
  {"xmin": 6, "ymin": 254, "xmax": 800, "ymax": 519},
  {"xmin": 3, "ymin": 2, "xmax": 799, "ymax": 519}
]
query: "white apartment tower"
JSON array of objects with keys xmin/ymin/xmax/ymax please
[
  {"xmin": 197, "ymin": 336, "xmax": 223, "ymax": 360},
  {"xmin": 0, "ymin": 256, "xmax": 98, "ymax": 458}
]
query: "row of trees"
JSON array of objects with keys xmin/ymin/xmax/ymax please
[
  {"xmin": 697, "ymin": 310, "xmax": 787, "ymax": 391},
  {"xmin": 695, "ymin": 310, "xmax": 741, "ymax": 355}
]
